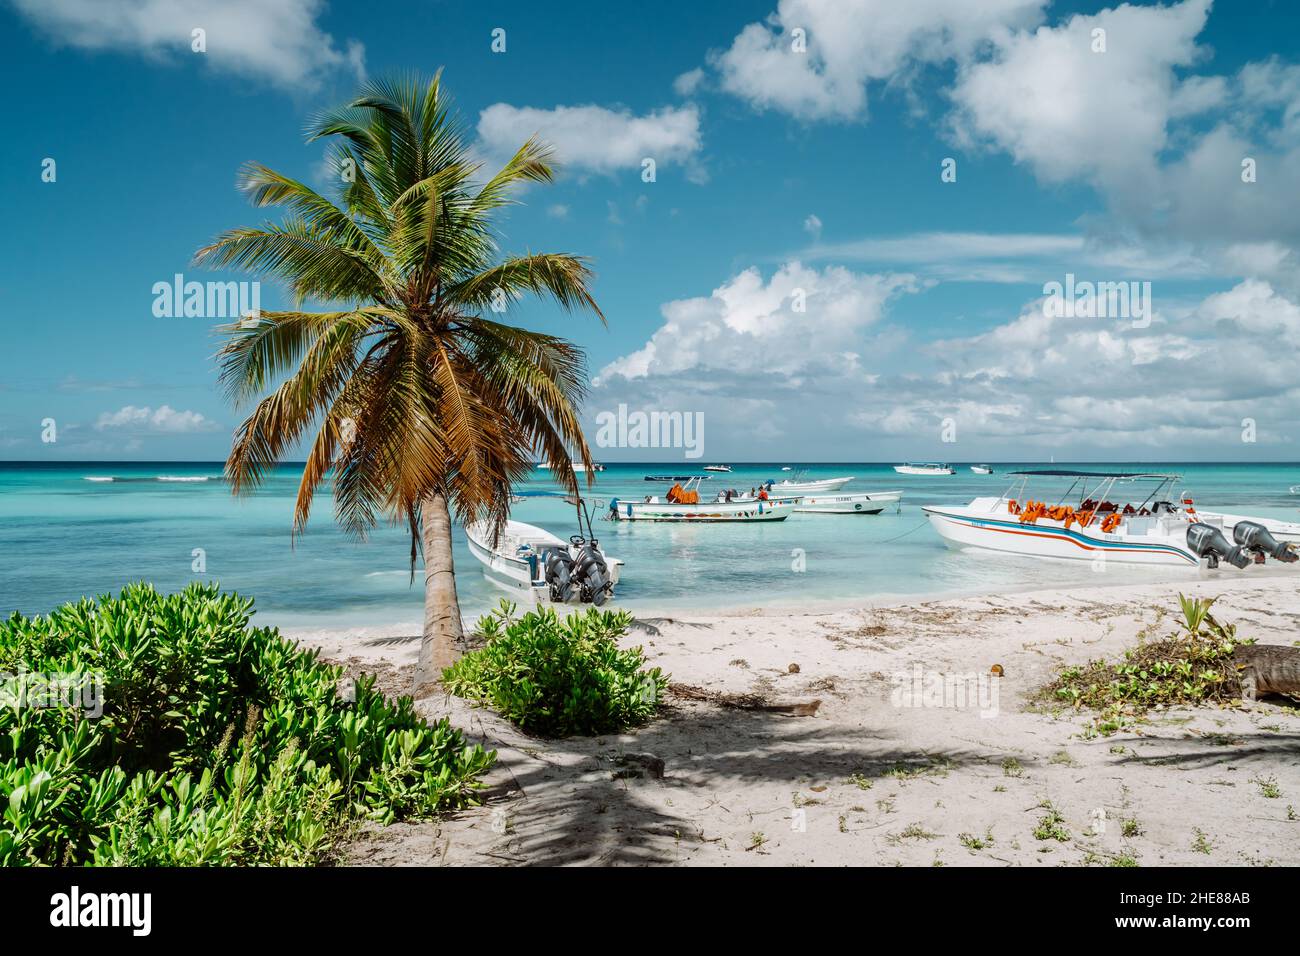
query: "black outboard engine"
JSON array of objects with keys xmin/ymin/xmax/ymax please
[
  {"xmin": 1233, "ymin": 521, "xmax": 1298, "ymax": 562},
  {"xmin": 1186, "ymin": 523, "xmax": 1251, "ymax": 569},
  {"xmin": 569, "ymin": 535, "xmax": 613, "ymax": 605},
  {"xmin": 543, "ymin": 548, "xmax": 577, "ymax": 601}
]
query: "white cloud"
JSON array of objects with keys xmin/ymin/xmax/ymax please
[
  {"xmin": 546, "ymin": 204, "xmax": 570, "ymax": 219},
  {"xmin": 711, "ymin": 0, "xmax": 1047, "ymax": 120},
  {"xmin": 950, "ymin": 0, "xmax": 1213, "ymax": 202},
  {"xmin": 476, "ymin": 103, "xmax": 702, "ymax": 177},
  {"xmin": 592, "ymin": 262, "xmax": 1300, "ymax": 457},
  {"xmin": 95, "ymin": 405, "xmax": 217, "ymax": 433},
  {"xmin": 596, "ymin": 262, "xmax": 917, "ymax": 384},
  {"xmin": 803, "ymin": 214, "xmax": 823, "ymax": 237},
  {"xmin": 673, "ymin": 67, "xmax": 706, "ymax": 97},
  {"xmin": 11, "ymin": 0, "xmax": 364, "ymax": 89}
]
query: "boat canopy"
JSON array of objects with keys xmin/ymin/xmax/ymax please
[{"xmin": 1009, "ymin": 470, "xmax": 1181, "ymax": 479}]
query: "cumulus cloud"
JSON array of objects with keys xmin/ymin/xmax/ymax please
[
  {"xmin": 592, "ymin": 262, "xmax": 1300, "ymax": 457},
  {"xmin": 11, "ymin": 0, "xmax": 365, "ymax": 89},
  {"xmin": 595, "ymin": 262, "xmax": 917, "ymax": 384},
  {"xmin": 711, "ymin": 0, "xmax": 1046, "ymax": 120},
  {"xmin": 476, "ymin": 103, "xmax": 703, "ymax": 178},
  {"xmin": 95, "ymin": 405, "xmax": 217, "ymax": 433}
]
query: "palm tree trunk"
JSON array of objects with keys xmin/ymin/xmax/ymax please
[{"xmin": 413, "ymin": 491, "xmax": 465, "ymax": 697}]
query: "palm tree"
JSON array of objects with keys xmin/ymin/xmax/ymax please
[{"xmin": 195, "ymin": 73, "xmax": 604, "ymax": 696}]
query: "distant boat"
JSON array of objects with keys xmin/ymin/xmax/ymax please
[
  {"xmin": 645, "ymin": 474, "xmax": 711, "ymax": 481},
  {"xmin": 766, "ymin": 475, "xmax": 854, "ymax": 493},
  {"xmin": 795, "ymin": 491, "xmax": 903, "ymax": 514},
  {"xmin": 781, "ymin": 466, "xmax": 792, "ymax": 471},
  {"xmin": 703, "ymin": 464, "xmax": 732, "ymax": 473},
  {"xmin": 610, "ymin": 478, "xmax": 795, "ymax": 522},
  {"xmin": 971, "ymin": 465, "xmax": 994, "ymax": 475},
  {"xmin": 894, "ymin": 462, "xmax": 955, "ymax": 476},
  {"xmin": 537, "ymin": 461, "xmax": 604, "ymax": 472}
]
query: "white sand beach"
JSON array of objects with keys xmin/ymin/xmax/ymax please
[{"xmin": 289, "ymin": 574, "xmax": 1300, "ymax": 867}]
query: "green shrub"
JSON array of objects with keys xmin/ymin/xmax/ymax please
[
  {"xmin": 1038, "ymin": 595, "xmax": 1251, "ymax": 722},
  {"xmin": 442, "ymin": 601, "xmax": 668, "ymax": 737},
  {"xmin": 0, "ymin": 582, "xmax": 494, "ymax": 866}
]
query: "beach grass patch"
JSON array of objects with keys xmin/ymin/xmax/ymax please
[
  {"xmin": 442, "ymin": 600, "xmax": 668, "ymax": 737},
  {"xmin": 0, "ymin": 583, "xmax": 494, "ymax": 866},
  {"xmin": 1038, "ymin": 596, "xmax": 1251, "ymax": 724}
]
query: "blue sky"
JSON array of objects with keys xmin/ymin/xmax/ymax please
[{"xmin": 4, "ymin": 0, "xmax": 1300, "ymax": 462}]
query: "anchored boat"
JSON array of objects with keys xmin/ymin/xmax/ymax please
[
  {"xmin": 466, "ymin": 496, "xmax": 621, "ymax": 604},
  {"xmin": 923, "ymin": 470, "xmax": 1300, "ymax": 568},
  {"xmin": 895, "ymin": 462, "xmax": 955, "ymax": 475},
  {"xmin": 764, "ymin": 475, "xmax": 854, "ymax": 494},
  {"xmin": 971, "ymin": 465, "xmax": 993, "ymax": 475},
  {"xmin": 609, "ymin": 478, "xmax": 797, "ymax": 522},
  {"xmin": 795, "ymin": 491, "xmax": 903, "ymax": 514},
  {"xmin": 703, "ymin": 464, "xmax": 733, "ymax": 473}
]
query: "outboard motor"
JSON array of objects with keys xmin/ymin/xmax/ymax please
[
  {"xmin": 1186, "ymin": 523, "xmax": 1251, "ymax": 569},
  {"xmin": 1233, "ymin": 521, "xmax": 1298, "ymax": 562},
  {"xmin": 543, "ymin": 548, "xmax": 577, "ymax": 601},
  {"xmin": 569, "ymin": 535, "xmax": 613, "ymax": 605}
]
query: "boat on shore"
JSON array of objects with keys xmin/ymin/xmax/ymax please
[
  {"xmin": 923, "ymin": 470, "xmax": 1300, "ymax": 568},
  {"xmin": 703, "ymin": 464, "xmax": 733, "ymax": 473},
  {"xmin": 466, "ymin": 497, "xmax": 621, "ymax": 604},
  {"xmin": 971, "ymin": 465, "xmax": 993, "ymax": 475},
  {"xmin": 795, "ymin": 491, "xmax": 903, "ymax": 514},
  {"xmin": 895, "ymin": 462, "xmax": 955, "ymax": 475}
]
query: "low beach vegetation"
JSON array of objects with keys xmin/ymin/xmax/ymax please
[
  {"xmin": 442, "ymin": 601, "xmax": 668, "ymax": 737},
  {"xmin": 0, "ymin": 584, "xmax": 493, "ymax": 866}
]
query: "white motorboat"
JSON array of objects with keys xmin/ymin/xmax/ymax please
[
  {"xmin": 703, "ymin": 464, "xmax": 733, "ymax": 473},
  {"xmin": 971, "ymin": 465, "xmax": 993, "ymax": 475},
  {"xmin": 765, "ymin": 475, "xmax": 854, "ymax": 494},
  {"xmin": 536, "ymin": 461, "xmax": 604, "ymax": 472},
  {"xmin": 795, "ymin": 491, "xmax": 903, "ymax": 514},
  {"xmin": 608, "ymin": 478, "xmax": 797, "ymax": 522},
  {"xmin": 466, "ymin": 507, "xmax": 621, "ymax": 604},
  {"xmin": 923, "ymin": 470, "xmax": 1300, "ymax": 568},
  {"xmin": 895, "ymin": 462, "xmax": 955, "ymax": 476}
]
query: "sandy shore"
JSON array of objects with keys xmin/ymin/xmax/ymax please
[{"xmin": 288, "ymin": 574, "xmax": 1300, "ymax": 866}]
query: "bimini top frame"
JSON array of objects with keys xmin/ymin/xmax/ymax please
[{"xmin": 995, "ymin": 470, "xmax": 1184, "ymax": 513}]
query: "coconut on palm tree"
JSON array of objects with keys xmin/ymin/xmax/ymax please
[{"xmin": 195, "ymin": 73, "xmax": 603, "ymax": 696}]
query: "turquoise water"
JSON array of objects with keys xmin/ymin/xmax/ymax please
[{"xmin": 3, "ymin": 461, "xmax": 1299, "ymax": 628}]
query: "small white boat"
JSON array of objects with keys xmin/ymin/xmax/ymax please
[
  {"xmin": 924, "ymin": 470, "xmax": 1300, "ymax": 569},
  {"xmin": 767, "ymin": 475, "xmax": 854, "ymax": 493},
  {"xmin": 795, "ymin": 491, "xmax": 903, "ymax": 514},
  {"xmin": 703, "ymin": 465, "xmax": 733, "ymax": 473},
  {"xmin": 609, "ymin": 479, "xmax": 797, "ymax": 522},
  {"xmin": 536, "ymin": 461, "xmax": 604, "ymax": 472},
  {"xmin": 895, "ymin": 462, "xmax": 955, "ymax": 476},
  {"xmin": 466, "ymin": 518, "xmax": 621, "ymax": 604},
  {"xmin": 781, "ymin": 467, "xmax": 792, "ymax": 471},
  {"xmin": 971, "ymin": 465, "xmax": 993, "ymax": 475}
]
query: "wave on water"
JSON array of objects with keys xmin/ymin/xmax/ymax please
[
  {"xmin": 82, "ymin": 475, "xmax": 222, "ymax": 483},
  {"xmin": 156, "ymin": 476, "xmax": 211, "ymax": 482},
  {"xmin": 82, "ymin": 476, "xmax": 114, "ymax": 482}
]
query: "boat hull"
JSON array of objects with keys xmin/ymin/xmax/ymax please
[
  {"xmin": 772, "ymin": 476, "xmax": 854, "ymax": 493},
  {"xmin": 895, "ymin": 466, "xmax": 954, "ymax": 476},
  {"xmin": 610, "ymin": 497, "xmax": 796, "ymax": 522},
  {"xmin": 795, "ymin": 491, "xmax": 902, "ymax": 514},
  {"xmin": 922, "ymin": 506, "xmax": 1199, "ymax": 566},
  {"xmin": 465, "ymin": 521, "xmax": 621, "ymax": 600}
]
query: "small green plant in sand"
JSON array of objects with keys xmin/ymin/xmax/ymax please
[
  {"xmin": 443, "ymin": 601, "xmax": 667, "ymax": 737},
  {"xmin": 1034, "ymin": 801, "xmax": 1071, "ymax": 842},
  {"xmin": 1001, "ymin": 757, "xmax": 1024, "ymax": 777},
  {"xmin": 959, "ymin": 828, "xmax": 995, "ymax": 850},
  {"xmin": 1191, "ymin": 828, "xmax": 1215, "ymax": 855},
  {"xmin": 848, "ymin": 772, "xmax": 873, "ymax": 790},
  {"xmin": 1254, "ymin": 776, "xmax": 1282, "ymax": 799},
  {"xmin": 1121, "ymin": 817, "xmax": 1143, "ymax": 838},
  {"xmin": 1038, "ymin": 596, "xmax": 1252, "ymax": 726}
]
